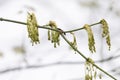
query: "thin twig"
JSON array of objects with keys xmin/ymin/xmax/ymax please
[
  {"xmin": 64, "ymin": 22, "xmax": 101, "ymax": 33},
  {"xmin": 0, "ymin": 17, "xmax": 58, "ymax": 32}
]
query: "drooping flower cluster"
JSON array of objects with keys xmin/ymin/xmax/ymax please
[
  {"xmin": 85, "ymin": 58, "xmax": 97, "ymax": 80},
  {"xmin": 69, "ymin": 32, "xmax": 77, "ymax": 51},
  {"xmin": 47, "ymin": 21, "xmax": 60, "ymax": 48},
  {"xmin": 100, "ymin": 19, "xmax": 111, "ymax": 50},
  {"xmin": 84, "ymin": 24, "xmax": 96, "ymax": 53},
  {"xmin": 27, "ymin": 12, "xmax": 40, "ymax": 46}
]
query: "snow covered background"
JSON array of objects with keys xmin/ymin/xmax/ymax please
[{"xmin": 0, "ymin": 0, "xmax": 120, "ymax": 80}]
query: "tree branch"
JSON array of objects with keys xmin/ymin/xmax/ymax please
[{"xmin": 0, "ymin": 17, "xmax": 117, "ymax": 80}]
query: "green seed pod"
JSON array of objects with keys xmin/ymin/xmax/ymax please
[
  {"xmin": 27, "ymin": 12, "xmax": 40, "ymax": 46},
  {"xmin": 84, "ymin": 24, "xmax": 96, "ymax": 53},
  {"xmin": 100, "ymin": 19, "xmax": 111, "ymax": 50}
]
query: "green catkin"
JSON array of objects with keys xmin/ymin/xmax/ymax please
[
  {"xmin": 27, "ymin": 12, "xmax": 40, "ymax": 46},
  {"xmin": 70, "ymin": 32, "xmax": 77, "ymax": 50},
  {"xmin": 100, "ymin": 19, "xmax": 111, "ymax": 50},
  {"xmin": 48, "ymin": 21, "xmax": 60, "ymax": 48},
  {"xmin": 84, "ymin": 24, "xmax": 96, "ymax": 53},
  {"xmin": 85, "ymin": 58, "xmax": 97, "ymax": 80}
]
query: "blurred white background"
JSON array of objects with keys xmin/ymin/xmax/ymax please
[{"xmin": 0, "ymin": 0, "xmax": 120, "ymax": 80}]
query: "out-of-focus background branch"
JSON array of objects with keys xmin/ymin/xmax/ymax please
[{"xmin": 0, "ymin": 53, "xmax": 120, "ymax": 74}]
